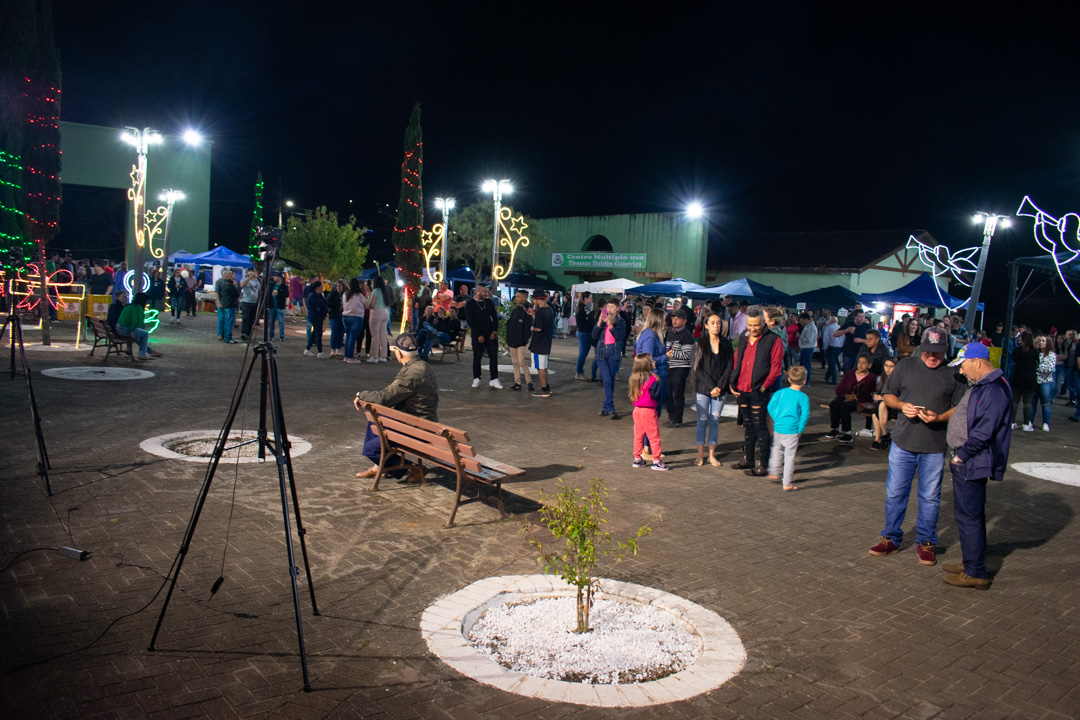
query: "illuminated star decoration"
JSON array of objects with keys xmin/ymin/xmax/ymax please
[
  {"xmin": 127, "ymin": 157, "xmax": 170, "ymax": 259},
  {"xmin": 492, "ymin": 208, "xmax": 530, "ymax": 281},
  {"xmin": 1016, "ymin": 196, "xmax": 1080, "ymax": 305},
  {"xmin": 905, "ymin": 235, "xmax": 980, "ymax": 311},
  {"xmin": 15, "ymin": 266, "xmax": 73, "ymax": 312},
  {"xmin": 420, "ymin": 224, "xmax": 444, "ymax": 283}
]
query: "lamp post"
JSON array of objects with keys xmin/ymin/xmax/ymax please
[
  {"xmin": 122, "ymin": 127, "xmax": 164, "ymax": 290},
  {"xmin": 482, "ymin": 179, "xmax": 512, "ymax": 294},
  {"xmin": 159, "ymin": 189, "xmax": 185, "ymax": 278},
  {"xmin": 434, "ymin": 197, "xmax": 455, "ymax": 282},
  {"xmin": 279, "ymin": 200, "xmax": 294, "ymax": 229},
  {"xmin": 964, "ymin": 212, "xmax": 1011, "ymax": 336}
]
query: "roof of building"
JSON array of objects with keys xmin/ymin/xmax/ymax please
[{"xmin": 707, "ymin": 229, "xmax": 937, "ymax": 273}]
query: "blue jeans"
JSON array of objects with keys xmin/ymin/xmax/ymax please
[
  {"xmin": 268, "ymin": 308, "xmax": 285, "ymax": 340},
  {"xmin": 842, "ymin": 353, "xmax": 856, "ymax": 372},
  {"xmin": 330, "ymin": 318, "xmax": 344, "ymax": 351},
  {"xmin": 695, "ymin": 393, "xmax": 722, "ymax": 446},
  {"xmin": 217, "ymin": 307, "xmax": 236, "ymax": 342},
  {"xmin": 1030, "ymin": 381, "xmax": 1053, "ymax": 426},
  {"xmin": 882, "ymin": 443, "xmax": 944, "ymax": 546},
  {"xmin": 598, "ymin": 348, "xmax": 619, "ymax": 413},
  {"xmin": 417, "ymin": 322, "xmax": 450, "ymax": 360},
  {"xmin": 576, "ymin": 331, "xmax": 593, "ymax": 375},
  {"xmin": 171, "ymin": 295, "xmax": 185, "ymax": 319},
  {"xmin": 799, "ymin": 347, "xmax": 814, "ymax": 385},
  {"xmin": 343, "ymin": 315, "xmax": 362, "ymax": 358},
  {"xmin": 116, "ymin": 324, "xmax": 150, "ymax": 356},
  {"xmin": 950, "ymin": 462, "xmax": 989, "ymax": 579},
  {"xmin": 825, "ymin": 347, "xmax": 842, "ymax": 384}
]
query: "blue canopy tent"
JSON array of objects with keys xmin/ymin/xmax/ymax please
[
  {"xmin": 446, "ymin": 267, "xmax": 478, "ymax": 286},
  {"xmin": 861, "ymin": 273, "xmax": 983, "ymax": 311},
  {"xmin": 685, "ymin": 278, "xmax": 790, "ymax": 302},
  {"xmin": 625, "ymin": 278, "xmax": 704, "ymax": 296},
  {"xmin": 168, "ymin": 249, "xmax": 195, "ymax": 263},
  {"xmin": 184, "ymin": 246, "xmax": 255, "ymax": 269},
  {"xmin": 503, "ymin": 271, "xmax": 565, "ymax": 292},
  {"xmin": 785, "ymin": 284, "xmax": 862, "ymax": 311}
]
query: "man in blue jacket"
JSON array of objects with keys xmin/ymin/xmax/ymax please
[{"xmin": 944, "ymin": 342, "xmax": 1013, "ymax": 589}]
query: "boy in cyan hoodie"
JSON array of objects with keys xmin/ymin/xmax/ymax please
[{"xmin": 767, "ymin": 366, "xmax": 810, "ymax": 491}]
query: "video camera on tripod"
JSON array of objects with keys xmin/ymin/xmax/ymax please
[{"xmin": 254, "ymin": 227, "xmax": 284, "ymax": 261}]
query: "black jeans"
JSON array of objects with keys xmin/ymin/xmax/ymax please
[
  {"xmin": 737, "ymin": 390, "xmax": 771, "ymax": 467},
  {"xmin": 829, "ymin": 397, "xmax": 858, "ymax": 432},
  {"xmin": 306, "ymin": 318, "xmax": 324, "ymax": 352},
  {"xmin": 241, "ymin": 301, "xmax": 258, "ymax": 338},
  {"xmin": 666, "ymin": 367, "xmax": 690, "ymax": 423},
  {"xmin": 472, "ymin": 334, "xmax": 499, "ymax": 380}
]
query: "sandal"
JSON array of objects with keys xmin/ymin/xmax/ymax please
[
  {"xmin": 782, "ymin": 485, "xmax": 799, "ymax": 492},
  {"xmin": 355, "ymin": 467, "xmax": 378, "ymax": 479},
  {"xmin": 708, "ymin": 457, "xmax": 722, "ymax": 468},
  {"xmin": 693, "ymin": 458, "xmax": 704, "ymax": 467}
]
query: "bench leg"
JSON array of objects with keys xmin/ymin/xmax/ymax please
[
  {"xmin": 494, "ymin": 481, "xmax": 507, "ymax": 519},
  {"xmin": 369, "ymin": 455, "xmax": 389, "ymax": 491},
  {"xmin": 444, "ymin": 470, "xmax": 467, "ymax": 529}
]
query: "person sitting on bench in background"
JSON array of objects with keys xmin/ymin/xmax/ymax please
[
  {"xmin": 106, "ymin": 290, "xmax": 128, "ymax": 331},
  {"xmin": 352, "ymin": 333, "xmax": 440, "ymax": 481}
]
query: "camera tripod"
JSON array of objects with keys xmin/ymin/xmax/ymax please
[
  {"xmin": 1, "ymin": 313, "xmax": 53, "ymax": 496},
  {"xmin": 147, "ymin": 237, "xmax": 319, "ymax": 691}
]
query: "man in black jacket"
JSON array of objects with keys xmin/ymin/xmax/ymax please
[
  {"xmin": 465, "ymin": 286, "xmax": 503, "ymax": 389},
  {"xmin": 729, "ymin": 306, "xmax": 784, "ymax": 476},
  {"xmin": 574, "ymin": 291, "xmax": 596, "ymax": 380},
  {"xmin": 664, "ymin": 307, "xmax": 695, "ymax": 425},
  {"xmin": 506, "ymin": 289, "xmax": 533, "ymax": 391}
]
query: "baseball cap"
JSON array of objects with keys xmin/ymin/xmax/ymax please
[
  {"xmin": 949, "ymin": 342, "xmax": 990, "ymax": 366},
  {"xmin": 392, "ymin": 333, "xmax": 418, "ymax": 353},
  {"xmin": 673, "ymin": 307, "xmax": 689, "ymax": 320},
  {"xmin": 918, "ymin": 327, "xmax": 949, "ymax": 353},
  {"xmin": 531, "ymin": 289, "xmax": 548, "ymax": 299}
]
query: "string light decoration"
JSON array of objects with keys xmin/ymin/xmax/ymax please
[
  {"xmin": 398, "ymin": 286, "xmax": 411, "ymax": 335},
  {"xmin": 0, "ymin": 150, "xmax": 32, "ymax": 276},
  {"xmin": 905, "ymin": 234, "xmax": 979, "ymax": 311},
  {"xmin": 7, "ymin": 267, "xmax": 87, "ymax": 347},
  {"xmin": 491, "ymin": 207, "xmax": 530, "ymax": 281},
  {"xmin": 127, "ymin": 149, "xmax": 170, "ymax": 259},
  {"xmin": 392, "ymin": 104, "xmax": 424, "ymax": 294},
  {"xmin": 420, "ymin": 224, "xmax": 444, "ymax": 283},
  {"xmin": 22, "ymin": 77, "xmax": 61, "ymax": 248},
  {"xmin": 122, "ymin": 269, "xmax": 152, "ymax": 296},
  {"xmin": 247, "ymin": 172, "xmax": 265, "ymax": 259},
  {"xmin": 1016, "ymin": 196, "xmax": 1080, "ymax": 305}
]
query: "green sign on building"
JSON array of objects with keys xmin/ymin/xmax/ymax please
[{"xmin": 552, "ymin": 252, "xmax": 647, "ymax": 269}]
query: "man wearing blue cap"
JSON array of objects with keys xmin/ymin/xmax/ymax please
[{"xmin": 943, "ymin": 342, "xmax": 1012, "ymax": 589}]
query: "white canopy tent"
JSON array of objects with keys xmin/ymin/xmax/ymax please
[{"xmin": 570, "ymin": 278, "xmax": 642, "ymax": 296}]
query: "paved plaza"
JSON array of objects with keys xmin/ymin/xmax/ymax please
[{"xmin": 1, "ymin": 314, "xmax": 1079, "ymax": 719}]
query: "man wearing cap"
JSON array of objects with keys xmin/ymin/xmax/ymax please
[
  {"xmin": 528, "ymin": 289, "xmax": 555, "ymax": 397},
  {"xmin": 664, "ymin": 307, "xmax": 695, "ymax": 425},
  {"xmin": 943, "ymin": 342, "xmax": 1012, "ymax": 589},
  {"xmin": 352, "ymin": 333, "xmax": 439, "ymax": 481},
  {"xmin": 870, "ymin": 327, "xmax": 968, "ymax": 566}
]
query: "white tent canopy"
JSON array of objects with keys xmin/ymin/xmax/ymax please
[{"xmin": 570, "ymin": 278, "xmax": 642, "ymax": 295}]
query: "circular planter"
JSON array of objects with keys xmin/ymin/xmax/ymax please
[
  {"xmin": 421, "ymin": 574, "xmax": 745, "ymax": 707},
  {"xmin": 140, "ymin": 430, "xmax": 312, "ymax": 463},
  {"xmin": 1012, "ymin": 462, "xmax": 1080, "ymax": 487},
  {"xmin": 41, "ymin": 366, "xmax": 155, "ymax": 380}
]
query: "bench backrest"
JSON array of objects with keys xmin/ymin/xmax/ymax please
[{"xmin": 362, "ymin": 402, "xmax": 483, "ymax": 474}]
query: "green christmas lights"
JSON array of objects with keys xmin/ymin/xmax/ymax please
[{"xmin": 248, "ymin": 172, "xmax": 264, "ymax": 259}]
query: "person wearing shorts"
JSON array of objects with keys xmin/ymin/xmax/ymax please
[{"xmin": 529, "ymin": 289, "xmax": 555, "ymax": 397}]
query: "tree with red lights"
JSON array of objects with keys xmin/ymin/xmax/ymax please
[{"xmin": 392, "ymin": 103, "xmax": 424, "ymax": 304}]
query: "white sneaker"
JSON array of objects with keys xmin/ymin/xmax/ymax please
[
  {"xmin": 489, "ymin": 378, "xmax": 504, "ymax": 389},
  {"xmin": 1022, "ymin": 423, "xmax": 1034, "ymax": 432},
  {"xmin": 1042, "ymin": 423, "xmax": 1050, "ymax": 432},
  {"xmin": 303, "ymin": 349, "xmax": 313, "ymax": 356},
  {"xmin": 366, "ymin": 357, "xmax": 379, "ymax": 363},
  {"xmin": 317, "ymin": 352, "xmax": 328, "ymax": 358},
  {"xmin": 1011, "ymin": 422, "xmax": 1018, "ymax": 430},
  {"xmin": 855, "ymin": 429, "xmax": 874, "ymax": 438},
  {"xmin": 472, "ymin": 378, "xmax": 481, "ymax": 388}
]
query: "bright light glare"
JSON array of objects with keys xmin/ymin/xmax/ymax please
[
  {"xmin": 1000, "ymin": 218, "xmax": 1011, "ymax": 228},
  {"xmin": 396, "ymin": 279, "xmax": 404, "ymax": 287},
  {"xmin": 160, "ymin": 190, "xmax": 186, "ymax": 203},
  {"xmin": 482, "ymin": 180, "xmax": 496, "ymax": 193},
  {"xmin": 120, "ymin": 132, "xmax": 139, "ymax": 146},
  {"xmin": 285, "ymin": 200, "xmax": 295, "ymax": 207},
  {"xmin": 686, "ymin": 202, "xmax": 704, "ymax": 219},
  {"xmin": 147, "ymin": 131, "xmax": 164, "ymax": 144},
  {"xmin": 972, "ymin": 214, "xmax": 984, "ymax": 224},
  {"xmin": 500, "ymin": 180, "xmax": 513, "ymax": 194},
  {"xmin": 182, "ymin": 129, "xmax": 203, "ymax": 146},
  {"xmin": 435, "ymin": 197, "xmax": 456, "ymax": 211}
]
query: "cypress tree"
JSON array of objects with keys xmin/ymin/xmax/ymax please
[
  {"xmin": 392, "ymin": 103, "xmax": 424, "ymax": 301},
  {"xmin": 247, "ymin": 172, "xmax": 264, "ymax": 260}
]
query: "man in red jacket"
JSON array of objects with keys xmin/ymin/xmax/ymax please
[{"xmin": 729, "ymin": 306, "xmax": 784, "ymax": 476}]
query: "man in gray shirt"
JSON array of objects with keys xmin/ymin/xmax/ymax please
[
  {"xmin": 869, "ymin": 327, "xmax": 967, "ymax": 567},
  {"xmin": 239, "ymin": 268, "xmax": 262, "ymax": 342}
]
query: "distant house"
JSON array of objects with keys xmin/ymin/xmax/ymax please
[{"xmin": 706, "ymin": 229, "xmax": 942, "ymax": 295}]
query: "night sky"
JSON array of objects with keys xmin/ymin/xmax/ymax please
[{"xmin": 52, "ymin": 1, "xmax": 1080, "ymax": 320}]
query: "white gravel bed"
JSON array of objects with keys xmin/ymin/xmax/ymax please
[
  {"xmin": 468, "ymin": 596, "xmax": 700, "ymax": 684},
  {"xmin": 169, "ymin": 433, "xmax": 260, "ymax": 458}
]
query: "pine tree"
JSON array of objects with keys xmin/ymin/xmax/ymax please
[
  {"xmin": 392, "ymin": 103, "xmax": 424, "ymax": 299},
  {"xmin": 247, "ymin": 171, "xmax": 264, "ymax": 260},
  {"xmin": 0, "ymin": 1, "xmax": 34, "ymax": 290}
]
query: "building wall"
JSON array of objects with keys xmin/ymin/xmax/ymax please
[
  {"xmin": 518, "ymin": 212, "xmax": 708, "ymax": 286},
  {"xmin": 60, "ymin": 121, "xmax": 211, "ymax": 260}
]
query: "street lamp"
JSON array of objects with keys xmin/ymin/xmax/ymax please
[
  {"xmin": 279, "ymin": 199, "xmax": 295, "ymax": 228},
  {"xmin": 434, "ymin": 197, "xmax": 455, "ymax": 282},
  {"xmin": 482, "ymin": 179, "xmax": 512, "ymax": 293},
  {"xmin": 964, "ymin": 212, "xmax": 1011, "ymax": 335},
  {"xmin": 159, "ymin": 190, "xmax": 185, "ymax": 279},
  {"xmin": 685, "ymin": 201, "xmax": 704, "ymax": 219}
]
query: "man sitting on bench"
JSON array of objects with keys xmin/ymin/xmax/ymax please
[{"xmin": 352, "ymin": 333, "xmax": 439, "ymax": 481}]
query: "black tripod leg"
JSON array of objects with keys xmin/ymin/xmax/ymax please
[
  {"xmin": 264, "ymin": 345, "xmax": 313, "ymax": 691},
  {"xmin": 13, "ymin": 318, "xmax": 52, "ymax": 495},
  {"xmin": 266, "ymin": 345, "xmax": 319, "ymax": 616},
  {"xmin": 147, "ymin": 346, "xmax": 262, "ymax": 652}
]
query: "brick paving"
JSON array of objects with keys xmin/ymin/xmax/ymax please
[{"xmin": 1, "ymin": 313, "xmax": 1078, "ymax": 719}]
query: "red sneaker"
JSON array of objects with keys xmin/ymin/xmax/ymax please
[
  {"xmin": 869, "ymin": 538, "xmax": 898, "ymax": 556},
  {"xmin": 916, "ymin": 542, "xmax": 937, "ymax": 566}
]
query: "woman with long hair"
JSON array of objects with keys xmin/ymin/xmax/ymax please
[
  {"xmin": 634, "ymin": 307, "xmax": 669, "ymax": 457},
  {"xmin": 327, "ymin": 280, "xmax": 346, "ymax": 356},
  {"xmin": 367, "ymin": 276, "xmax": 393, "ymax": 362},
  {"xmin": 1028, "ymin": 335, "xmax": 1056, "ymax": 431},
  {"xmin": 1010, "ymin": 330, "xmax": 1038, "ymax": 428},
  {"xmin": 895, "ymin": 318, "xmax": 922, "ymax": 359},
  {"xmin": 342, "ymin": 278, "xmax": 366, "ymax": 364},
  {"xmin": 692, "ymin": 312, "xmax": 734, "ymax": 467},
  {"xmin": 871, "ymin": 356, "xmax": 898, "ymax": 449}
]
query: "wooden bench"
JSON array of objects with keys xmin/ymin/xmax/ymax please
[
  {"xmin": 361, "ymin": 402, "xmax": 525, "ymax": 528},
  {"xmin": 427, "ymin": 338, "xmax": 462, "ymax": 362},
  {"xmin": 87, "ymin": 316, "xmax": 134, "ymax": 362}
]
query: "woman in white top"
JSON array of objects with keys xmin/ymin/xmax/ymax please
[
  {"xmin": 367, "ymin": 277, "xmax": 393, "ymax": 362},
  {"xmin": 342, "ymin": 278, "xmax": 367, "ymax": 364}
]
